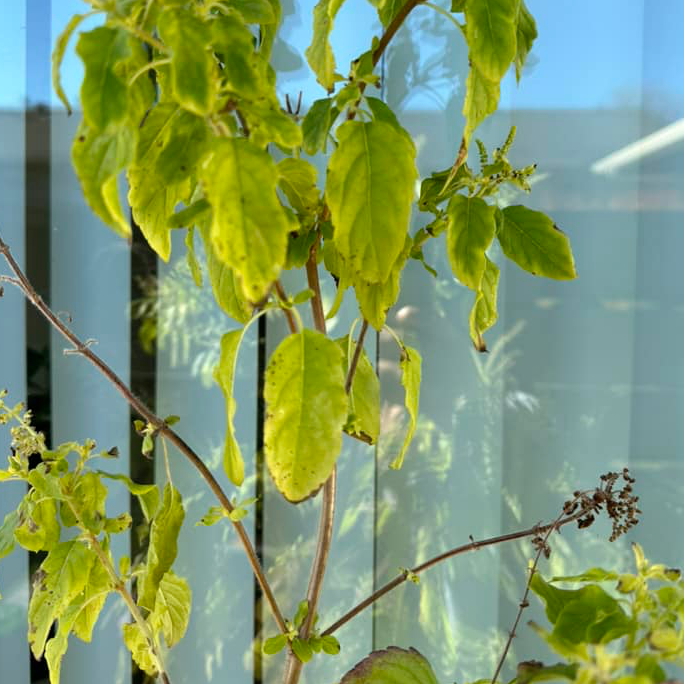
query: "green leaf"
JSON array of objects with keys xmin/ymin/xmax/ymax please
[
  {"xmin": 468, "ymin": 256, "xmax": 499, "ymax": 351},
  {"xmin": 104, "ymin": 513, "xmax": 132, "ymax": 533},
  {"xmin": 462, "ymin": 64, "xmax": 500, "ymax": 146},
  {"xmin": 128, "ymin": 104, "xmax": 198, "ymax": 260},
  {"xmin": 277, "ymin": 158, "xmax": 319, "ymax": 215},
  {"xmin": 378, "ymin": 0, "xmax": 405, "ymax": 26},
  {"xmin": 157, "ymin": 8, "xmax": 214, "ymax": 115},
  {"xmin": 202, "ymin": 137, "xmax": 291, "ymax": 301},
  {"xmin": 446, "ymin": 195, "xmax": 496, "ymax": 291},
  {"xmin": 327, "ymin": 121, "xmax": 416, "ymax": 283},
  {"xmin": 306, "ymin": 0, "xmax": 346, "ymax": 91},
  {"xmin": 340, "ymin": 647, "xmax": 439, "ymax": 684},
  {"xmin": 336, "ymin": 336, "xmax": 380, "ymax": 443},
  {"xmin": 516, "ymin": 661, "xmax": 578, "ymax": 684},
  {"xmin": 465, "ymin": 0, "xmax": 518, "ymax": 82},
  {"xmin": 72, "ymin": 122, "xmax": 135, "ymax": 239},
  {"xmin": 45, "ymin": 600, "xmax": 85, "ymax": 684},
  {"xmin": 649, "ymin": 628, "xmax": 680, "ymax": 652},
  {"xmin": 122, "ymin": 622, "xmax": 158, "ymax": 676},
  {"xmin": 550, "ymin": 568, "xmax": 618, "ymax": 583},
  {"xmin": 364, "ymin": 97, "xmax": 413, "ymax": 146},
  {"xmin": 15, "ymin": 497, "xmax": 60, "ymax": 552},
  {"xmin": 451, "ymin": 0, "xmax": 466, "ymax": 11},
  {"xmin": 76, "ymin": 26, "xmax": 131, "ymax": 131},
  {"xmin": 118, "ymin": 42, "xmax": 156, "ymax": 125},
  {"xmin": 240, "ymin": 100, "xmax": 303, "ymax": 149},
  {"xmin": 498, "ymin": 206, "xmax": 576, "ymax": 279},
  {"xmin": 635, "ymin": 655, "xmax": 667, "ymax": 683},
  {"xmin": 390, "ymin": 346, "xmax": 421, "ymax": 470},
  {"xmin": 138, "ymin": 484, "xmax": 185, "ymax": 611},
  {"xmin": 152, "ymin": 571, "xmax": 192, "ymax": 648},
  {"xmin": 168, "ymin": 199, "xmax": 211, "ymax": 229},
  {"xmin": 263, "ymin": 633, "xmax": 288, "ymax": 655},
  {"xmin": 28, "ymin": 540, "xmax": 97, "ymax": 658},
  {"xmin": 98, "ymin": 472, "xmax": 159, "ymax": 522},
  {"xmin": 211, "ymin": 13, "xmax": 270, "ymax": 99},
  {"xmin": 292, "ymin": 637, "xmax": 314, "ymax": 663},
  {"xmin": 198, "ymin": 224, "xmax": 252, "ymax": 323},
  {"xmin": 515, "ymin": 1, "xmax": 537, "ymax": 81},
  {"xmin": 293, "ymin": 599, "xmax": 309, "ymax": 629},
  {"xmin": 302, "ymin": 98, "xmax": 335, "ymax": 155},
  {"xmin": 228, "ymin": 0, "xmax": 277, "ymax": 23},
  {"xmin": 214, "ymin": 330, "xmax": 246, "ymax": 486},
  {"xmin": 264, "ymin": 330, "xmax": 348, "ymax": 502},
  {"xmin": 320, "ymin": 635, "xmax": 341, "ymax": 655},
  {"xmin": 197, "ymin": 505, "xmax": 228, "ymax": 527},
  {"xmin": 52, "ymin": 13, "xmax": 90, "ymax": 115},
  {"xmin": 259, "ymin": 0, "xmax": 282, "ymax": 58}
]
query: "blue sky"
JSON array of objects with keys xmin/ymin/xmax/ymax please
[{"xmin": 2, "ymin": 0, "xmax": 683, "ymax": 116}]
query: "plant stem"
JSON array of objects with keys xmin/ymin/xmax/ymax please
[
  {"xmin": 274, "ymin": 280, "xmax": 299, "ymax": 334},
  {"xmin": 372, "ymin": 0, "xmax": 424, "ymax": 66},
  {"xmin": 0, "ymin": 234, "xmax": 288, "ymax": 636},
  {"xmin": 321, "ymin": 509, "xmax": 587, "ymax": 636},
  {"xmin": 283, "ymin": 243, "xmax": 337, "ymax": 684},
  {"xmin": 305, "ymin": 239, "xmax": 326, "ymax": 334},
  {"xmin": 344, "ymin": 319, "xmax": 369, "ymax": 394}
]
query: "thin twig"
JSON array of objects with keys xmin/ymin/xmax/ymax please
[
  {"xmin": 0, "ymin": 234, "xmax": 288, "ymax": 636},
  {"xmin": 274, "ymin": 280, "xmax": 298, "ymax": 334},
  {"xmin": 490, "ymin": 505, "xmax": 573, "ymax": 684},
  {"xmin": 321, "ymin": 509, "xmax": 587, "ymax": 636},
  {"xmin": 344, "ymin": 319, "xmax": 369, "ymax": 394}
]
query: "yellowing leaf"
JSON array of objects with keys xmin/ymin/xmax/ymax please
[
  {"xmin": 277, "ymin": 158, "xmax": 319, "ymax": 215},
  {"xmin": 76, "ymin": 27, "xmax": 132, "ymax": 131},
  {"xmin": 202, "ymin": 138, "xmax": 290, "ymax": 301},
  {"xmin": 306, "ymin": 0, "xmax": 346, "ymax": 91},
  {"xmin": 228, "ymin": 0, "xmax": 277, "ymax": 23},
  {"xmin": 390, "ymin": 346, "xmax": 421, "ymax": 470},
  {"xmin": 446, "ymin": 195, "xmax": 496, "ymax": 291},
  {"xmin": 336, "ymin": 336, "xmax": 380, "ymax": 444},
  {"xmin": 152, "ymin": 571, "xmax": 192, "ymax": 648},
  {"xmin": 214, "ymin": 330, "xmax": 246, "ymax": 486},
  {"xmin": 122, "ymin": 623, "xmax": 159, "ymax": 676},
  {"xmin": 71, "ymin": 559, "xmax": 111, "ymax": 642},
  {"xmin": 197, "ymin": 223, "xmax": 252, "ymax": 323},
  {"xmin": 264, "ymin": 330, "xmax": 347, "ymax": 502},
  {"xmin": 468, "ymin": 256, "xmax": 499, "ymax": 351},
  {"xmin": 465, "ymin": 0, "xmax": 519, "ymax": 82},
  {"xmin": 14, "ymin": 496, "xmax": 60, "ymax": 552},
  {"xmin": 138, "ymin": 484, "xmax": 185, "ymax": 611},
  {"xmin": 340, "ymin": 647, "xmax": 438, "ymax": 684},
  {"xmin": 72, "ymin": 122, "xmax": 135, "ymax": 239},
  {"xmin": 302, "ymin": 98, "xmax": 335, "ymax": 155},
  {"xmin": 498, "ymin": 205, "xmax": 576, "ymax": 279},
  {"xmin": 158, "ymin": 8, "xmax": 215, "ymax": 115},
  {"xmin": 462, "ymin": 64, "xmax": 499, "ymax": 146},
  {"xmin": 515, "ymin": 0, "xmax": 538, "ymax": 81},
  {"xmin": 28, "ymin": 540, "xmax": 97, "ymax": 659},
  {"xmin": 354, "ymin": 234, "xmax": 411, "ymax": 330},
  {"xmin": 240, "ymin": 100, "xmax": 303, "ymax": 149},
  {"xmin": 327, "ymin": 121, "xmax": 416, "ymax": 284},
  {"xmin": 52, "ymin": 13, "xmax": 90, "ymax": 115}
]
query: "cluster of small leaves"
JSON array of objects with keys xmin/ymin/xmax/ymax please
[
  {"xmin": 263, "ymin": 600, "xmax": 340, "ymax": 663},
  {"xmin": 418, "ymin": 126, "xmax": 576, "ymax": 351},
  {"xmin": 133, "ymin": 415, "xmax": 179, "ymax": 457},
  {"xmin": 521, "ymin": 544, "xmax": 684, "ymax": 684},
  {"xmin": 197, "ymin": 495, "xmax": 257, "ymax": 525},
  {"xmin": 563, "ymin": 469, "xmax": 641, "ymax": 542},
  {"xmin": 0, "ymin": 392, "xmax": 190, "ymax": 684}
]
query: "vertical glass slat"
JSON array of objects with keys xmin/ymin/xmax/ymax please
[
  {"xmin": 0, "ymin": 3, "xmax": 29, "ymax": 681},
  {"xmin": 50, "ymin": 3, "xmax": 132, "ymax": 679},
  {"xmin": 154, "ymin": 231, "xmax": 255, "ymax": 684}
]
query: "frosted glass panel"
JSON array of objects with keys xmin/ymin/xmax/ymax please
[
  {"xmin": 377, "ymin": 1, "xmax": 684, "ymax": 682},
  {"xmin": 0, "ymin": 1, "xmax": 29, "ymax": 681}
]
